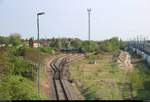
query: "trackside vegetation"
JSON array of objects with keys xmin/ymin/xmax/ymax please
[
  {"xmin": 0, "ymin": 34, "xmax": 53, "ymax": 100},
  {"xmin": 0, "ymin": 34, "xmax": 126, "ymax": 100},
  {"xmin": 0, "ymin": 46, "xmax": 39, "ymax": 99},
  {"xmin": 69, "ymin": 38, "xmax": 150, "ymax": 100}
]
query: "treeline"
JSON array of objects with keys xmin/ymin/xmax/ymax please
[
  {"xmin": 41, "ymin": 37, "xmax": 124, "ymax": 53},
  {"xmin": 0, "ymin": 34, "xmax": 54, "ymax": 54},
  {"xmin": 0, "ymin": 34, "xmax": 21, "ymax": 46},
  {"xmin": 0, "ymin": 34, "xmax": 125, "ymax": 53},
  {"xmin": 98, "ymin": 37, "xmax": 125, "ymax": 53}
]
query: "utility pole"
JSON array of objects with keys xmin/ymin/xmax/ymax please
[
  {"xmin": 143, "ymin": 36, "xmax": 145, "ymax": 48},
  {"xmin": 137, "ymin": 35, "xmax": 139, "ymax": 48},
  {"xmin": 134, "ymin": 38, "xmax": 136, "ymax": 47},
  {"xmin": 37, "ymin": 12, "xmax": 45, "ymax": 97},
  {"xmin": 140, "ymin": 35, "xmax": 142, "ymax": 48},
  {"xmin": 87, "ymin": 8, "xmax": 91, "ymax": 52}
]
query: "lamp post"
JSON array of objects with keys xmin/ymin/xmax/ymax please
[
  {"xmin": 37, "ymin": 12, "xmax": 45, "ymax": 97},
  {"xmin": 87, "ymin": 8, "xmax": 91, "ymax": 52}
]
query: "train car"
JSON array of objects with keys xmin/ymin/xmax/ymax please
[
  {"xmin": 60, "ymin": 48, "xmax": 85, "ymax": 53},
  {"xmin": 146, "ymin": 55, "xmax": 150, "ymax": 66},
  {"xmin": 132, "ymin": 47, "xmax": 136, "ymax": 52},
  {"xmin": 136, "ymin": 49, "xmax": 140, "ymax": 55},
  {"xmin": 139, "ymin": 50, "xmax": 143, "ymax": 56},
  {"xmin": 144, "ymin": 53, "xmax": 149, "ymax": 61},
  {"xmin": 141, "ymin": 52, "xmax": 148, "ymax": 61},
  {"xmin": 130, "ymin": 47, "xmax": 150, "ymax": 66}
]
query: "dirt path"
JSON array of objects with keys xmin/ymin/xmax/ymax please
[
  {"xmin": 118, "ymin": 51, "xmax": 133, "ymax": 72},
  {"xmin": 117, "ymin": 51, "xmax": 133, "ymax": 99},
  {"xmin": 41, "ymin": 57, "xmax": 52, "ymax": 99}
]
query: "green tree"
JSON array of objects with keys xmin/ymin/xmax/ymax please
[
  {"xmin": 0, "ymin": 36, "xmax": 9, "ymax": 46},
  {"xmin": 98, "ymin": 37, "xmax": 122, "ymax": 53},
  {"xmin": 71, "ymin": 38, "xmax": 82, "ymax": 48},
  {"xmin": 82, "ymin": 41, "xmax": 97, "ymax": 52},
  {"xmin": 8, "ymin": 33, "xmax": 21, "ymax": 46},
  {"xmin": 56, "ymin": 39, "xmax": 62, "ymax": 49},
  {"xmin": 0, "ymin": 36, "xmax": 5, "ymax": 44}
]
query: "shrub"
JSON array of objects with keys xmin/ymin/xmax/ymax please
[
  {"xmin": 40, "ymin": 47, "xmax": 53, "ymax": 54},
  {"xmin": 0, "ymin": 75, "xmax": 39, "ymax": 100}
]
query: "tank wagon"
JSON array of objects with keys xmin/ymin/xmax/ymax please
[{"xmin": 130, "ymin": 47, "xmax": 150, "ymax": 66}]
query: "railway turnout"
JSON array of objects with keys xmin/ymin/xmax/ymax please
[{"xmin": 49, "ymin": 54, "xmax": 83, "ymax": 100}]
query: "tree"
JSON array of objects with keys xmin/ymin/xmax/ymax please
[
  {"xmin": 71, "ymin": 38, "xmax": 82, "ymax": 49},
  {"xmin": 98, "ymin": 37, "xmax": 122, "ymax": 53},
  {"xmin": 82, "ymin": 41, "xmax": 97, "ymax": 52},
  {"xmin": 8, "ymin": 34, "xmax": 21, "ymax": 46},
  {"xmin": 49, "ymin": 37, "xmax": 56, "ymax": 48},
  {"xmin": 0, "ymin": 36, "xmax": 5, "ymax": 44},
  {"xmin": 0, "ymin": 36, "xmax": 9, "ymax": 46},
  {"xmin": 56, "ymin": 39, "xmax": 62, "ymax": 49},
  {"xmin": 29, "ymin": 37, "xmax": 34, "ymax": 48}
]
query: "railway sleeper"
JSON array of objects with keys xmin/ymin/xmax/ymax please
[{"xmin": 61, "ymin": 80, "xmax": 75, "ymax": 100}]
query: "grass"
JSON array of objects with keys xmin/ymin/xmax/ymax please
[
  {"xmin": 69, "ymin": 52, "xmax": 150, "ymax": 100},
  {"xmin": 23, "ymin": 47, "xmax": 53, "ymax": 99},
  {"xmin": 69, "ymin": 53, "xmax": 124, "ymax": 100},
  {"xmin": 129, "ymin": 54, "xmax": 150, "ymax": 100}
]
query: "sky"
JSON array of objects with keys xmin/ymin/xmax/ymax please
[{"xmin": 0, "ymin": 0, "xmax": 150, "ymax": 41}]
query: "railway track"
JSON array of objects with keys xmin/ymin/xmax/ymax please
[{"xmin": 50, "ymin": 55, "xmax": 74, "ymax": 100}]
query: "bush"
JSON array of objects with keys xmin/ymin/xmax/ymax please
[
  {"xmin": 0, "ymin": 75, "xmax": 39, "ymax": 100},
  {"xmin": 0, "ymin": 47, "xmax": 39, "ymax": 100},
  {"xmin": 82, "ymin": 41, "xmax": 97, "ymax": 52},
  {"xmin": 10, "ymin": 46, "xmax": 26, "ymax": 57},
  {"xmin": 98, "ymin": 37, "xmax": 123, "ymax": 53},
  {"xmin": 40, "ymin": 47, "xmax": 53, "ymax": 54},
  {"xmin": 10, "ymin": 57, "xmax": 36, "ymax": 80}
]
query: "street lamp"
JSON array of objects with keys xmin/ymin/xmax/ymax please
[
  {"xmin": 87, "ymin": 8, "xmax": 91, "ymax": 52},
  {"xmin": 37, "ymin": 12, "xmax": 45, "ymax": 97}
]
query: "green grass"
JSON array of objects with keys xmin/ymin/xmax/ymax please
[
  {"xmin": 69, "ymin": 53, "xmax": 150, "ymax": 100},
  {"xmin": 69, "ymin": 53, "xmax": 124, "ymax": 100},
  {"xmin": 129, "ymin": 56, "xmax": 150, "ymax": 100}
]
